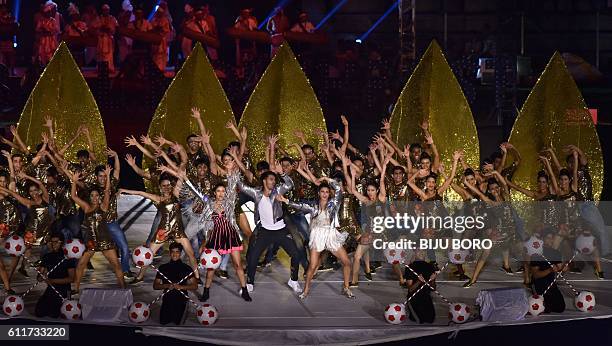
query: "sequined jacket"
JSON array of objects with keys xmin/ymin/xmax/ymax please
[
  {"xmin": 236, "ymin": 173, "xmax": 294, "ymax": 227},
  {"xmin": 287, "ymin": 180, "xmax": 342, "ymax": 220}
]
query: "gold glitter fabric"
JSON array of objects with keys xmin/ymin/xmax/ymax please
[
  {"xmin": 147, "ymin": 43, "xmax": 235, "ymax": 153},
  {"xmin": 508, "ymin": 52, "xmax": 603, "ymax": 201},
  {"xmin": 389, "ymin": 40, "xmax": 479, "ymax": 200},
  {"xmin": 17, "ymin": 42, "xmax": 107, "ymax": 163},
  {"xmin": 238, "ymin": 42, "xmax": 326, "ymax": 163}
]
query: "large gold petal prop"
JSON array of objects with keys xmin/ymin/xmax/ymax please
[
  {"xmin": 147, "ymin": 43, "xmax": 235, "ymax": 153},
  {"xmin": 239, "ymin": 42, "xmax": 326, "ymax": 163},
  {"xmin": 508, "ymin": 52, "xmax": 603, "ymax": 201},
  {"xmin": 389, "ymin": 40, "xmax": 479, "ymax": 199},
  {"xmin": 17, "ymin": 42, "xmax": 106, "ymax": 162}
]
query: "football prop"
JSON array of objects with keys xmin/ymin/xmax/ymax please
[
  {"xmin": 63, "ymin": 239, "xmax": 86, "ymax": 259},
  {"xmin": 384, "ymin": 303, "xmax": 406, "ymax": 324},
  {"xmin": 199, "ymin": 249, "xmax": 221, "ymax": 270},
  {"xmin": 575, "ymin": 234, "xmax": 596, "ymax": 255},
  {"xmin": 575, "ymin": 291, "xmax": 596, "ymax": 312},
  {"xmin": 196, "ymin": 304, "xmax": 219, "ymax": 326},
  {"xmin": 60, "ymin": 300, "xmax": 82, "ymax": 320},
  {"xmin": 3, "ymin": 235, "xmax": 25, "ymax": 256},
  {"xmin": 383, "ymin": 248, "xmax": 410, "ymax": 265},
  {"xmin": 528, "ymin": 294, "xmax": 545, "ymax": 316},
  {"xmin": 132, "ymin": 246, "xmax": 154, "ymax": 267},
  {"xmin": 448, "ymin": 249, "xmax": 470, "ymax": 264},
  {"xmin": 128, "ymin": 302, "xmax": 151, "ymax": 323},
  {"xmin": 448, "ymin": 303, "xmax": 470, "ymax": 323},
  {"xmin": 524, "ymin": 235, "xmax": 544, "ymax": 256},
  {"xmin": 2, "ymin": 295, "xmax": 24, "ymax": 317}
]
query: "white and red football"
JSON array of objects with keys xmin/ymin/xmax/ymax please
[
  {"xmin": 448, "ymin": 249, "xmax": 470, "ymax": 264},
  {"xmin": 196, "ymin": 304, "xmax": 218, "ymax": 326},
  {"xmin": 63, "ymin": 239, "xmax": 86, "ymax": 259},
  {"xmin": 575, "ymin": 291, "xmax": 596, "ymax": 312},
  {"xmin": 575, "ymin": 234, "xmax": 596, "ymax": 255},
  {"xmin": 448, "ymin": 302, "xmax": 470, "ymax": 323},
  {"xmin": 2, "ymin": 295, "xmax": 24, "ymax": 317},
  {"xmin": 524, "ymin": 235, "xmax": 544, "ymax": 256},
  {"xmin": 3, "ymin": 235, "xmax": 25, "ymax": 257},
  {"xmin": 199, "ymin": 248, "xmax": 221, "ymax": 270},
  {"xmin": 132, "ymin": 246, "xmax": 154, "ymax": 267},
  {"xmin": 128, "ymin": 302, "xmax": 151, "ymax": 323},
  {"xmin": 384, "ymin": 303, "xmax": 406, "ymax": 324},
  {"xmin": 60, "ymin": 300, "xmax": 82, "ymax": 320},
  {"xmin": 528, "ymin": 294, "xmax": 545, "ymax": 316}
]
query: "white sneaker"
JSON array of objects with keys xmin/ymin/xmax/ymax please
[
  {"xmin": 287, "ymin": 279, "xmax": 302, "ymax": 293},
  {"xmin": 246, "ymin": 283, "xmax": 254, "ymax": 293}
]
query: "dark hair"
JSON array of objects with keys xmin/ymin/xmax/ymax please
[
  {"xmin": 352, "ymin": 157, "xmax": 364, "ymax": 165},
  {"xmin": 301, "ymin": 144, "xmax": 314, "ymax": 152},
  {"xmin": 559, "ymin": 168, "xmax": 571, "ymax": 180},
  {"xmin": 486, "ymin": 178, "xmax": 499, "ymax": 188},
  {"xmin": 25, "ymin": 181, "xmax": 39, "ymax": 192},
  {"xmin": 463, "ymin": 168, "xmax": 475, "ymax": 177},
  {"xmin": 49, "ymin": 232, "xmax": 65, "ymax": 243},
  {"xmin": 260, "ymin": 171, "xmax": 277, "ymax": 183},
  {"xmin": 490, "ymin": 151, "xmax": 503, "ymax": 161},
  {"xmin": 332, "ymin": 160, "xmax": 343, "ymax": 171},
  {"xmin": 565, "ymin": 154, "xmax": 574, "ymax": 164},
  {"xmin": 420, "ymin": 152, "xmax": 431, "ymax": 161},
  {"xmin": 256, "ymin": 161, "xmax": 270, "ymax": 172},
  {"xmin": 159, "ymin": 173, "xmax": 174, "ymax": 185},
  {"xmin": 279, "ymin": 156, "xmax": 294, "ymax": 164},
  {"xmin": 425, "ymin": 173, "xmax": 438, "ymax": 182},
  {"xmin": 330, "ymin": 170, "xmax": 345, "ymax": 184},
  {"xmin": 186, "ymin": 134, "xmax": 199, "ymax": 141},
  {"xmin": 392, "ymin": 166, "xmax": 405, "ymax": 174},
  {"xmin": 537, "ymin": 170, "xmax": 549, "ymax": 181},
  {"xmin": 76, "ymin": 150, "xmax": 90, "ymax": 159},
  {"xmin": 46, "ymin": 166, "xmax": 58, "ymax": 178},
  {"xmin": 221, "ymin": 151, "xmax": 233, "ymax": 161},
  {"xmin": 409, "ymin": 143, "xmax": 422, "ymax": 151},
  {"xmin": 0, "ymin": 170, "xmax": 9, "ymax": 180},
  {"xmin": 11, "ymin": 153, "xmax": 23, "ymax": 160},
  {"xmin": 88, "ymin": 186, "xmax": 103, "ymax": 197},
  {"xmin": 228, "ymin": 141, "xmax": 241, "ymax": 148},
  {"xmin": 94, "ymin": 164, "xmax": 106, "ymax": 176},
  {"xmin": 213, "ymin": 182, "xmax": 226, "ymax": 193},
  {"xmin": 169, "ymin": 242, "xmax": 184, "ymax": 252},
  {"xmin": 481, "ymin": 158, "xmax": 492, "ymax": 167},
  {"xmin": 366, "ymin": 180, "xmax": 379, "ymax": 190},
  {"xmin": 318, "ymin": 182, "xmax": 331, "ymax": 192},
  {"xmin": 35, "ymin": 143, "xmax": 44, "ymax": 152},
  {"xmin": 194, "ymin": 157, "xmax": 210, "ymax": 168}
]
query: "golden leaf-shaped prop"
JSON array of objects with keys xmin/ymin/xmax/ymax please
[
  {"xmin": 17, "ymin": 42, "xmax": 106, "ymax": 162},
  {"xmin": 239, "ymin": 42, "xmax": 326, "ymax": 163},
  {"xmin": 508, "ymin": 52, "xmax": 603, "ymax": 201},
  {"xmin": 389, "ymin": 40, "xmax": 479, "ymax": 200},
  {"xmin": 147, "ymin": 43, "xmax": 235, "ymax": 153}
]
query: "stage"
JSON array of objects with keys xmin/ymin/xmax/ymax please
[{"xmin": 2, "ymin": 196, "xmax": 612, "ymax": 345}]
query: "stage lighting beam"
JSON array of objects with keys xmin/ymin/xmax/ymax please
[
  {"xmin": 258, "ymin": 0, "xmax": 293, "ymax": 30},
  {"xmin": 315, "ymin": 0, "xmax": 350, "ymax": 30},
  {"xmin": 357, "ymin": 0, "xmax": 399, "ymax": 43}
]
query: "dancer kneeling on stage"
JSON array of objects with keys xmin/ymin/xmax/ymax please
[
  {"xmin": 35, "ymin": 232, "xmax": 76, "ymax": 318},
  {"xmin": 238, "ymin": 166, "xmax": 303, "ymax": 294},
  {"xmin": 69, "ymin": 168, "xmax": 126, "ymax": 294},
  {"xmin": 154, "ymin": 242, "xmax": 199, "ymax": 325},
  {"xmin": 277, "ymin": 176, "xmax": 353, "ymax": 299},
  {"xmin": 120, "ymin": 175, "xmax": 200, "ymax": 283},
  {"xmin": 530, "ymin": 228, "xmax": 566, "ymax": 313},
  {"xmin": 405, "ymin": 250, "xmax": 437, "ymax": 324}
]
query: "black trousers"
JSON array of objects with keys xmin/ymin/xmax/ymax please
[
  {"xmin": 246, "ymin": 226, "xmax": 300, "ymax": 283},
  {"xmin": 160, "ymin": 293, "xmax": 187, "ymax": 325},
  {"xmin": 35, "ymin": 287, "xmax": 68, "ymax": 318},
  {"xmin": 407, "ymin": 292, "xmax": 435, "ymax": 324},
  {"xmin": 543, "ymin": 286, "xmax": 566, "ymax": 313}
]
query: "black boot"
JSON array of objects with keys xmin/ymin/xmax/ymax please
[
  {"xmin": 241, "ymin": 287, "xmax": 252, "ymax": 302},
  {"xmin": 200, "ymin": 287, "xmax": 210, "ymax": 302}
]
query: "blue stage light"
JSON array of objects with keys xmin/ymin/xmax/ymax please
[
  {"xmin": 357, "ymin": 0, "xmax": 399, "ymax": 43},
  {"xmin": 315, "ymin": 0, "xmax": 349, "ymax": 30}
]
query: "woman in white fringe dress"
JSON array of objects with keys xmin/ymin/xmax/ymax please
[{"xmin": 277, "ymin": 177, "xmax": 353, "ymax": 299}]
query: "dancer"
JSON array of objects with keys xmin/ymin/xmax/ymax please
[
  {"xmin": 68, "ymin": 168, "xmax": 126, "ymax": 293},
  {"xmin": 0, "ymin": 170, "xmax": 20, "ymax": 294},
  {"xmin": 120, "ymin": 176, "xmax": 200, "ymax": 283},
  {"xmin": 277, "ymin": 176, "xmax": 353, "ymax": 299},
  {"xmin": 530, "ymin": 228, "xmax": 566, "ymax": 313},
  {"xmin": 405, "ymin": 249, "xmax": 437, "ymax": 324}
]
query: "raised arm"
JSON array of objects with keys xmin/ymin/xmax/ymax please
[
  {"xmin": 407, "ymin": 172, "xmax": 428, "ymax": 201},
  {"xmin": 463, "ymin": 178, "xmax": 491, "ymax": 202},
  {"xmin": 339, "ymin": 115, "xmax": 350, "ymax": 154},
  {"xmin": 59, "ymin": 125, "xmax": 83, "ymax": 155},
  {"xmin": 100, "ymin": 165, "xmax": 112, "ymax": 212},
  {"xmin": 68, "ymin": 172, "xmax": 91, "ymax": 212},
  {"xmin": 437, "ymin": 151, "xmax": 461, "ymax": 195},
  {"xmin": 124, "ymin": 154, "xmax": 151, "ymax": 180},
  {"xmin": 505, "ymin": 178, "xmax": 536, "ymax": 198},
  {"xmin": 81, "ymin": 126, "xmax": 96, "ymax": 162},
  {"xmin": 118, "ymin": 188, "xmax": 162, "ymax": 204},
  {"xmin": 540, "ymin": 156, "xmax": 559, "ymax": 195},
  {"xmin": 125, "ymin": 135, "xmax": 155, "ymax": 161},
  {"xmin": 9, "ymin": 125, "xmax": 28, "ymax": 153},
  {"xmin": 20, "ymin": 173, "xmax": 49, "ymax": 203},
  {"xmin": 106, "ymin": 148, "xmax": 120, "ymax": 180},
  {"xmin": 0, "ymin": 186, "xmax": 32, "ymax": 207},
  {"xmin": 571, "ymin": 150, "xmax": 579, "ymax": 193}
]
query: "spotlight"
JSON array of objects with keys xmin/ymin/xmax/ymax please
[{"xmin": 355, "ymin": 39, "xmax": 362, "ymax": 44}]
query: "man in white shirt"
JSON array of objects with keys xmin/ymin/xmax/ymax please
[{"xmin": 237, "ymin": 170, "xmax": 302, "ymax": 294}]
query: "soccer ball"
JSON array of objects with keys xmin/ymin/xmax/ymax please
[
  {"xmin": 199, "ymin": 248, "xmax": 221, "ymax": 270},
  {"xmin": 2, "ymin": 295, "xmax": 24, "ymax": 317},
  {"xmin": 448, "ymin": 303, "xmax": 470, "ymax": 323},
  {"xmin": 383, "ymin": 248, "xmax": 410, "ymax": 265},
  {"xmin": 128, "ymin": 302, "xmax": 150, "ymax": 323},
  {"xmin": 448, "ymin": 249, "xmax": 470, "ymax": 264},
  {"xmin": 196, "ymin": 304, "xmax": 218, "ymax": 326},
  {"xmin": 60, "ymin": 300, "xmax": 82, "ymax": 320},
  {"xmin": 575, "ymin": 291, "xmax": 596, "ymax": 312},
  {"xmin": 528, "ymin": 294, "xmax": 545, "ymax": 316},
  {"xmin": 132, "ymin": 246, "xmax": 154, "ymax": 267},
  {"xmin": 524, "ymin": 235, "xmax": 544, "ymax": 256},
  {"xmin": 384, "ymin": 303, "xmax": 406, "ymax": 324},
  {"xmin": 63, "ymin": 239, "xmax": 86, "ymax": 259},
  {"xmin": 575, "ymin": 234, "xmax": 596, "ymax": 255},
  {"xmin": 3, "ymin": 235, "xmax": 25, "ymax": 257}
]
